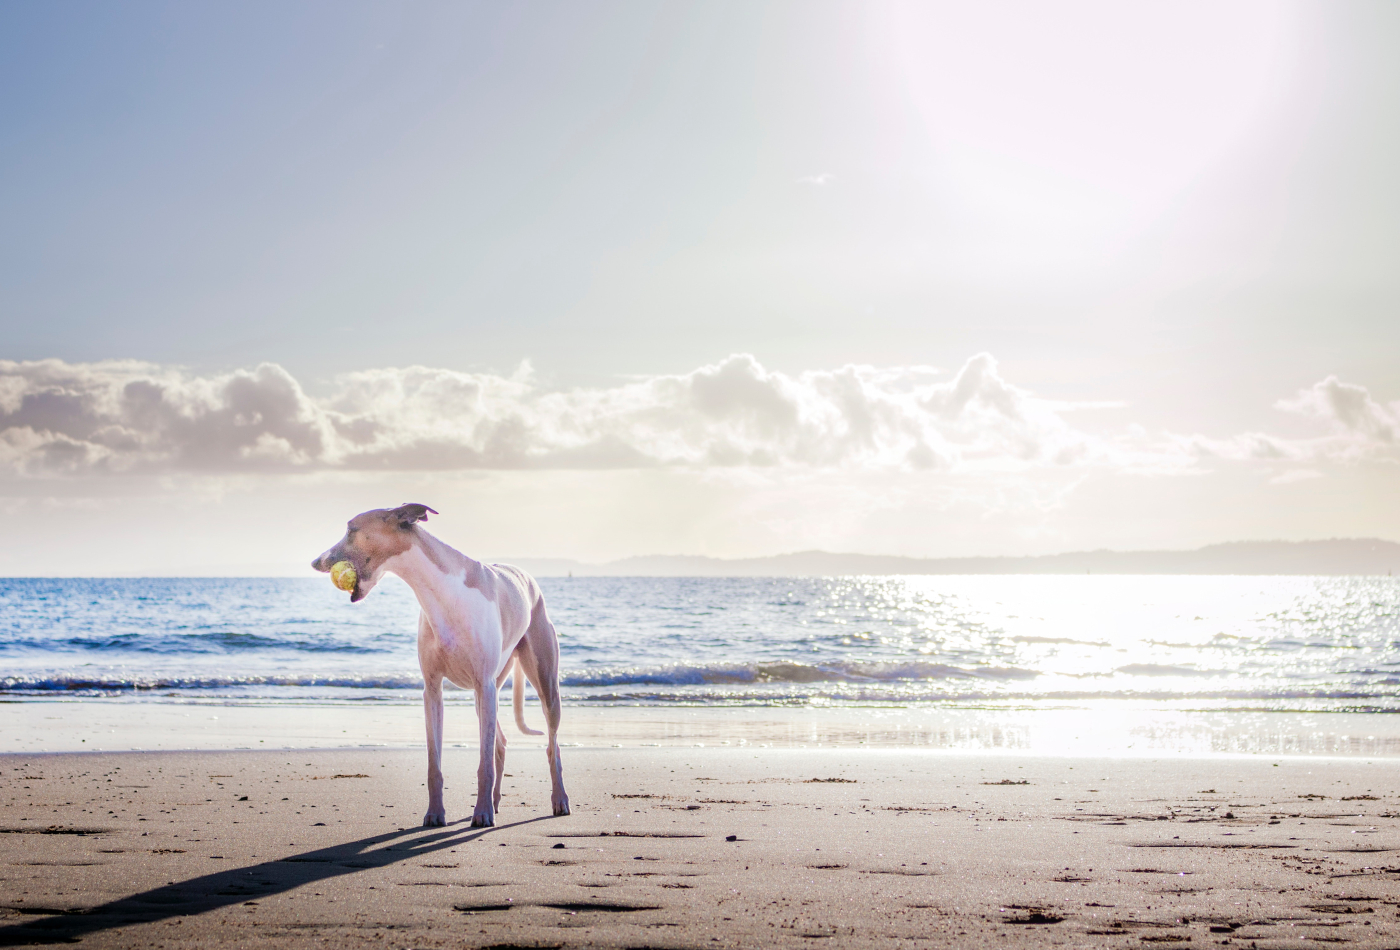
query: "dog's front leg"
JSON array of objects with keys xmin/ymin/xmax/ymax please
[
  {"xmin": 471, "ymin": 686, "xmax": 499, "ymax": 827},
  {"xmin": 422, "ymin": 676, "xmax": 447, "ymax": 827}
]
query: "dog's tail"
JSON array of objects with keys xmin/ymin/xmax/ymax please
[{"xmin": 512, "ymin": 656, "xmax": 544, "ymax": 736}]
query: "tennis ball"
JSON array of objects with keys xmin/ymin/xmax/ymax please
[{"xmin": 330, "ymin": 560, "xmax": 358, "ymax": 592}]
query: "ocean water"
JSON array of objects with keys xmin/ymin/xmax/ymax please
[{"xmin": 1, "ymin": 575, "xmax": 1398, "ymax": 710}]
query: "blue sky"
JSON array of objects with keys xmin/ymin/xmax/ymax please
[{"xmin": 2, "ymin": 1, "xmax": 1398, "ymax": 573}]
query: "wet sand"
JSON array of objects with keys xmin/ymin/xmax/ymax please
[
  {"xmin": 7, "ymin": 700, "xmax": 1400, "ymax": 757},
  {"xmin": 3, "ymin": 745, "xmax": 1400, "ymax": 948}
]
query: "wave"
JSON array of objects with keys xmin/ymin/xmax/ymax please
[
  {"xmin": 1114, "ymin": 663, "xmax": 1222, "ymax": 677},
  {"xmin": 569, "ymin": 687, "xmax": 1400, "ymax": 706},
  {"xmin": 6, "ymin": 671, "xmax": 1400, "ymax": 710},
  {"xmin": 1, "ymin": 631, "xmax": 393, "ymax": 655},
  {"xmin": 0, "ymin": 660, "xmax": 1037, "ymax": 693},
  {"xmin": 0, "ymin": 673, "xmax": 428, "ymax": 692},
  {"xmin": 556, "ymin": 660, "xmax": 1042, "ymax": 687},
  {"xmin": 8, "ymin": 654, "xmax": 1400, "ymax": 699}
]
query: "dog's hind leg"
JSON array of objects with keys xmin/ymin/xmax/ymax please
[
  {"xmin": 493, "ymin": 720, "xmax": 507, "ymax": 811},
  {"xmin": 542, "ymin": 679, "xmax": 569, "ymax": 817},
  {"xmin": 516, "ymin": 602, "xmax": 570, "ymax": 817}
]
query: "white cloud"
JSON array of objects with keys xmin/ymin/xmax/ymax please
[
  {"xmin": 0, "ymin": 355, "xmax": 1393, "ymax": 478},
  {"xmin": 796, "ymin": 173, "xmax": 834, "ymax": 185},
  {"xmin": 0, "ymin": 360, "xmax": 331, "ymax": 475},
  {"xmin": 1276, "ymin": 375, "xmax": 1398, "ymax": 450}
]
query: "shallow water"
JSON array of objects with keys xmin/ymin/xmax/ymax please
[{"xmin": 1, "ymin": 575, "xmax": 1398, "ymax": 710}]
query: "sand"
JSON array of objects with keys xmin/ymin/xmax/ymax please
[{"xmin": 4, "ymin": 740, "xmax": 1400, "ymax": 948}]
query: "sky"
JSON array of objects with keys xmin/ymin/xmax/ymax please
[{"xmin": 1, "ymin": 0, "xmax": 1398, "ymax": 575}]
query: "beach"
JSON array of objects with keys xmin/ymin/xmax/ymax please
[
  {"xmin": 4, "ymin": 710, "xmax": 1400, "ymax": 949},
  {"xmin": 5, "ymin": 574, "xmax": 1400, "ymax": 946}
]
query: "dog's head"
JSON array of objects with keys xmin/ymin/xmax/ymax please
[{"xmin": 311, "ymin": 503, "xmax": 438, "ymax": 602}]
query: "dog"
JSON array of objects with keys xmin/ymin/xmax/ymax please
[{"xmin": 312, "ymin": 503, "xmax": 569, "ymax": 827}]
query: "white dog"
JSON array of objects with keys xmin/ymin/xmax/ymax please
[{"xmin": 313, "ymin": 503, "xmax": 569, "ymax": 827}]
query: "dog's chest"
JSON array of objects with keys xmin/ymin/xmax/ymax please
[
  {"xmin": 423, "ymin": 585, "xmax": 533, "ymax": 687},
  {"xmin": 427, "ymin": 585, "xmax": 500, "ymax": 646}
]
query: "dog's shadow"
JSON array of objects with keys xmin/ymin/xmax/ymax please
[{"xmin": 0, "ymin": 816, "xmax": 552, "ymax": 946}]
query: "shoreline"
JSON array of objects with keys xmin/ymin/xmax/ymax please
[{"xmin": 6, "ymin": 699, "xmax": 1400, "ymax": 758}]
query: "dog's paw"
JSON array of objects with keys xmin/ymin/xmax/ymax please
[
  {"xmin": 552, "ymin": 795, "xmax": 571, "ymax": 817},
  {"xmin": 470, "ymin": 810, "xmax": 495, "ymax": 828},
  {"xmin": 422, "ymin": 811, "xmax": 446, "ymax": 827}
]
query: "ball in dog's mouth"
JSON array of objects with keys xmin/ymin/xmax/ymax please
[{"xmin": 330, "ymin": 560, "xmax": 358, "ymax": 593}]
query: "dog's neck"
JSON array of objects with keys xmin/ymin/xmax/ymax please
[{"xmin": 384, "ymin": 529, "xmax": 489, "ymax": 613}]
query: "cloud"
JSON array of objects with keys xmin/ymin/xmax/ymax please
[
  {"xmin": 0, "ymin": 360, "xmax": 332, "ymax": 475},
  {"xmin": 1141, "ymin": 377, "xmax": 1399, "ymax": 471},
  {"xmin": 0, "ymin": 355, "xmax": 1393, "ymax": 478},
  {"xmin": 1276, "ymin": 375, "xmax": 1398, "ymax": 448},
  {"xmin": 796, "ymin": 173, "xmax": 834, "ymax": 185}
]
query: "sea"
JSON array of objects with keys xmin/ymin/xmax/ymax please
[{"xmin": 2, "ymin": 574, "xmax": 1398, "ymax": 713}]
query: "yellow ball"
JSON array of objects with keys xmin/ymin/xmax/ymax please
[{"xmin": 330, "ymin": 560, "xmax": 358, "ymax": 592}]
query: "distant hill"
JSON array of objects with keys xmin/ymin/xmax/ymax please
[{"xmin": 505, "ymin": 538, "xmax": 1400, "ymax": 577}]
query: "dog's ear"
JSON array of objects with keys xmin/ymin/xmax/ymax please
[{"xmin": 388, "ymin": 503, "xmax": 438, "ymax": 529}]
